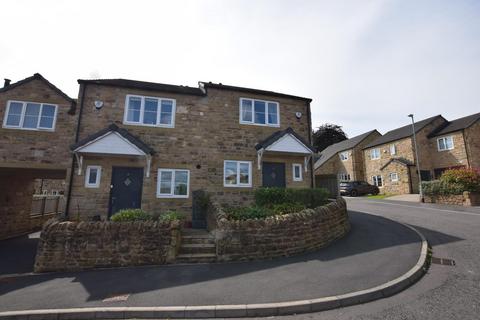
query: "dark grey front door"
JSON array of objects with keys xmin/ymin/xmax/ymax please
[
  {"xmin": 109, "ymin": 167, "xmax": 143, "ymax": 217},
  {"xmin": 262, "ymin": 162, "xmax": 286, "ymax": 187}
]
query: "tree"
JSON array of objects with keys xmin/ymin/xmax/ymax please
[{"xmin": 312, "ymin": 123, "xmax": 348, "ymax": 152}]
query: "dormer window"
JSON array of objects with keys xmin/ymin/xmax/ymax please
[
  {"xmin": 240, "ymin": 98, "xmax": 279, "ymax": 126},
  {"xmin": 123, "ymin": 95, "xmax": 175, "ymax": 128},
  {"xmin": 3, "ymin": 100, "xmax": 57, "ymax": 131}
]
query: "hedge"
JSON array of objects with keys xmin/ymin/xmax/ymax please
[{"xmin": 254, "ymin": 187, "xmax": 329, "ymax": 208}]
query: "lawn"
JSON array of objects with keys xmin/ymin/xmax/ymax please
[{"xmin": 365, "ymin": 194, "xmax": 391, "ymax": 199}]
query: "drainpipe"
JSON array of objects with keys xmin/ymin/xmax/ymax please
[
  {"xmin": 306, "ymin": 101, "xmax": 315, "ymax": 188},
  {"xmin": 65, "ymin": 83, "xmax": 87, "ymax": 217},
  {"xmin": 408, "ymin": 114, "xmax": 424, "ymax": 202},
  {"xmin": 462, "ymin": 129, "xmax": 471, "ymax": 168}
]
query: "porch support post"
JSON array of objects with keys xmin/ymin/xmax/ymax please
[
  {"xmin": 145, "ymin": 155, "xmax": 151, "ymax": 178},
  {"xmin": 257, "ymin": 149, "xmax": 264, "ymax": 170},
  {"xmin": 304, "ymin": 154, "xmax": 312, "ymax": 172},
  {"xmin": 74, "ymin": 153, "xmax": 83, "ymax": 175}
]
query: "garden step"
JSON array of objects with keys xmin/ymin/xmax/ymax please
[
  {"xmin": 176, "ymin": 253, "xmax": 217, "ymax": 264},
  {"xmin": 179, "ymin": 243, "xmax": 216, "ymax": 254},
  {"xmin": 181, "ymin": 236, "xmax": 215, "ymax": 245}
]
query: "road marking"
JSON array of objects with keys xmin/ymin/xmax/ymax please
[{"xmin": 356, "ymin": 200, "xmax": 480, "ymax": 217}]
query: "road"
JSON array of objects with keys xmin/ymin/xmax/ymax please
[{"xmin": 272, "ymin": 198, "xmax": 480, "ymax": 320}]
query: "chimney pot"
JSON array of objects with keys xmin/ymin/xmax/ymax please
[{"xmin": 4, "ymin": 79, "xmax": 11, "ymax": 88}]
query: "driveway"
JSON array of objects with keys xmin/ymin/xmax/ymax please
[{"xmin": 0, "ymin": 232, "xmax": 39, "ymax": 276}]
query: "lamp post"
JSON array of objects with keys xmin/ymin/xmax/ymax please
[{"xmin": 408, "ymin": 114, "xmax": 424, "ymax": 202}]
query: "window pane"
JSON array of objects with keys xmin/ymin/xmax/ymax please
[
  {"xmin": 143, "ymin": 98, "xmax": 158, "ymax": 125},
  {"xmin": 439, "ymin": 139, "xmax": 445, "ymax": 150},
  {"xmin": 377, "ymin": 176, "xmax": 383, "ymax": 186},
  {"xmin": 241, "ymin": 99, "xmax": 253, "ymax": 122},
  {"xmin": 160, "ymin": 171, "xmax": 173, "ymax": 194},
  {"xmin": 39, "ymin": 104, "xmax": 56, "ymax": 128},
  {"xmin": 174, "ymin": 171, "xmax": 188, "ymax": 195},
  {"xmin": 267, "ymin": 102, "xmax": 278, "ymax": 124},
  {"xmin": 160, "ymin": 100, "xmax": 173, "ymax": 125},
  {"xmin": 239, "ymin": 163, "xmax": 250, "ymax": 184},
  {"xmin": 22, "ymin": 103, "xmax": 41, "ymax": 128},
  {"xmin": 127, "ymin": 97, "xmax": 141, "ymax": 122},
  {"xmin": 6, "ymin": 102, "xmax": 23, "ymax": 126},
  {"xmin": 254, "ymin": 100, "xmax": 266, "ymax": 124},
  {"xmin": 446, "ymin": 137, "xmax": 453, "ymax": 149},
  {"xmin": 224, "ymin": 161, "xmax": 238, "ymax": 185},
  {"xmin": 88, "ymin": 168, "xmax": 98, "ymax": 184},
  {"xmin": 294, "ymin": 165, "xmax": 300, "ymax": 178}
]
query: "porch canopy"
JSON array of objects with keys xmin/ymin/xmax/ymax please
[
  {"xmin": 255, "ymin": 127, "xmax": 315, "ymax": 170},
  {"xmin": 70, "ymin": 124, "xmax": 154, "ymax": 177}
]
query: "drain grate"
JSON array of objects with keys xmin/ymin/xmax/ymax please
[
  {"xmin": 431, "ymin": 257, "xmax": 456, "ymax": 266},
  {"xmin": 103, "ymin": 294, "xmax": 130, "ymax": 302}
]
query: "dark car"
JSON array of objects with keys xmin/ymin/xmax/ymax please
[{"xmin": 339, "ymin": 181, "xmax": 379, "ymax": 197}]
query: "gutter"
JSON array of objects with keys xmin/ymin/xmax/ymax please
[{"xmin": 65, "ymin": 83, "xmax": 87, "ymax": 217}]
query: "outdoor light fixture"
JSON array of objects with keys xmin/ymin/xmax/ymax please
[{"xmin": 408, "ymin": 114, "xmax": 424, "ymax": 202}]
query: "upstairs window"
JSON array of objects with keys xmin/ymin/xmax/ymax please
[
  {"xmin": 240, "ymin": 98, "xmax": 279, "ymax": 126},
  {"xmin": 370, "ymin": 148, "xmax": 381, "ymax": 160},
  {"xmin": 437, "ymin": 136, "xmax": 454, "ymax": 151},
  {"xmin": 390, "ymin": 144, "xmax": 396, "ymax": 155},
  {"xmin": 124, "ymin": 95, "xmax": 175, "ymax": 128},
  {"xmin": 340, "ymin": 151, "xmax": 349, "ymax": 161},
  {"xmin": 3, "ymin": 100, "xmax": 57, "ymax": 131}
]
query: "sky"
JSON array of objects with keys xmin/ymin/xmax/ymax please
[{"xmin": 1, "ymin": 0, "xmax": 479, "ymax": 137}]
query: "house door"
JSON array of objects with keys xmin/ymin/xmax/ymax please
[
  {"xmin": 108, "ymin": 167, "xmax": 143, "ymax": 217},
  {"xmin": 262, "ymin": 162, "xmax": 286, "ymax": 187}
]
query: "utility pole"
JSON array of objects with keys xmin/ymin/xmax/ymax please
[{"xmin": 408, "ymin": 114, "xmax": 424, "ymax": 202}]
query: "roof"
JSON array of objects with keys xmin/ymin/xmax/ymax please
[
  {"xmin": 428, "ymin": 112, "xmax": 480, "ymax": 137},
  {"xmin": 364, "ymin": 115, "xmax": 445, "ymax": 149},
  {"xmin": 380, "ymin": 157, "xmax": 414, "ymax": 171},
  {"xmin": 78, "ymin": 79, "xmax": 205, "ymax": 96},
  {"xmin": 0, "ymin": 73, "xmax": 76, "ymax": 113},
  {"xmin": 71, "ymin": 123, "xmax": 154, "ymax": 155},
  {"xmin": 255, "ymin": 127, "xmax": 315, "ymax": 153},
  {"xmin": 200, "ymin": 82, "xmax": 312, "ymax": 102},
  {"xmin": 314, "ymin": 130, "xmax": 380, "ymax": 169}
]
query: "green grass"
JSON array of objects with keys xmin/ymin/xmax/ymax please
[{"xmin": 365, "ymin": 194, "xmax": 391, "ymax": 199}]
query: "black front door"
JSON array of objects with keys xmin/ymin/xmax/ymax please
[
  {"xmin": 262, "ymin": 162, "xmax": 286, "ymax": 187},
  {"xmin": 109, "ymin": 167, "xmax": 143, "ymax": 217}
]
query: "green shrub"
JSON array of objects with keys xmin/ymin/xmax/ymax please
[
  {"xmin": 110, "ymin": 209, "xmax": 150, "ymax": 222},
  {"xmin": 255, "ymin": 187, "xmax": 329, "ymax": 208},
  {"xmin": 156, "ymin": 210, "xmax": 184, "ymax": 222},
  {"xmin": 271, "ymin": 202, "xmax": 305, "ymax": 215},
  {"xmin": 440, "ymin": 168, "xmax": 480, "ymax": 192},
  {"xmin": 226, "ymin": 206, "xmax": 274, "ymax": 221},
  {"xmin": 422, "ymin": 180, "xmax": 464, "ymax": 195}
]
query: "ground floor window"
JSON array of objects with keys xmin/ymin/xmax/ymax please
[
  {"xmin": 224, "ymin": 160, "xmax": 252, "ymax": 187},
  {"xmin": 390, "ymin": 172, "xmax": 399, "ymax": 182},
  {"xmin": 293, "ymin": 163, "xmax": 302, "ymax": 181},
  {"xmin": 85, "ymin": 166, "xmax": 102, "ymax": 188},
  {"xmin": 338, "ymin": 173, "xmax": 351, "ymax": 181},
  {"xmin": 372, "ymin": 175, "xmax": 383, "ymax": 187},
  {"xmin": 157, "ymin": 169, "xmax": 190, "ymax": 198}
]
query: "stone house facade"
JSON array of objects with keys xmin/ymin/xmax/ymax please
[
  {"xmin": 68, "ymin": 79, "xmax": 314, "ymax": 223},
  {"xmin": 0, "ymin": 74, "xmax": 77, "ymax": 239}
]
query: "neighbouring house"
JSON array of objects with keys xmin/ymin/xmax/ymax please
[
  {"xmin": 0, "ymin": 74, "xmax": 77, "ymax": 239},
  {"xmin": 314, "ymin": 130, "xmax": 381, "ymax": 195},
  {"xmin": 67, "ymin": 79, "xmax": 315, "ymax": 226},
  {"xmin": 427, "ymin": 112, "xmax": 480, "ymax": 177}
]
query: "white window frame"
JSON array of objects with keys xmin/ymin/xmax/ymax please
[
  {"xmin": 390, "ymin": 172, "xmax": 399, "ymax": 182},
  {"xmin": 370, "ymin": 148, "xmax": 381, "ymax": 160},
  {"xmin": 85, "ymin": 165, "xmax": 102, "ymax": 188},
  {"xmin": 338, "ymin": 173, "xmax": 351, "ymax": 181},
  {"xmin": 2, "ymin": 100, "xmax": 58, "ymax": 131},
  {"xmin": 123, "ymin": 94, "xmax": 176, "ymax": 128},
  {"xmin": 340, "ymin": 151, "xmax": 349, "ymax": 161},
  {"xmin": 437, "ymin": 136, "xmax": 454, "ymax": 151},
  {"xmin": 390, "ymin": 144, "xmax": 396, "ymax": 155},
  {"xmin": 372, "ymin": 175, "xmax": 383, "ymax": 187},
  {"xmin": 239, "ymin": 97, "xmax": 280, "ymax": 127},
  {"xmin": 223, "ymin": 160, "xmax": 252, "ymax": 187},
  {"xmin": 156, "ymin": 169, "xmax": 190, "ymax": 198},
  {"xmin": 293, "ymin": 163, "xmax": 303, "ymax": 181}
]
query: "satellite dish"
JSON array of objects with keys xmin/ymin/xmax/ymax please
[
  {"xmin": 94, "ymin": 100, "xmax": 104, "ymax": 109},
  {"xmin": 295, "ymin": 112, "xmax": 302, "ymax": 119}
]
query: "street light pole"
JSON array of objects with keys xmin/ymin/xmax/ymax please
[{"xmin": 408, "ymin": 114, "xmax": 424, "ymax": 202}]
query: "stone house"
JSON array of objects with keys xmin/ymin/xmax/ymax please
[
  {"xmin": 0, "ymin": 74, "xmax": 77, "ymax": 239},
  {"xmin": 68, "ymin": 79, "xmax": 314, "ymax": 225},
  {"xmin": 314, "ymin": 130, "xmax": 381, "ymax": 193}
]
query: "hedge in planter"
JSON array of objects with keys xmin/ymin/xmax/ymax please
[{"xmin": 254, "ymin": 187, "xmax": 329, "ymax": 208}]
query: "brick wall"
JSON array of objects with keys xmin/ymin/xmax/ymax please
[{"xmin": 34, "ymin": 219, "xmax": 181, "ymax": 272}]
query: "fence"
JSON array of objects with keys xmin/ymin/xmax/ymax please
[{"xmin": 31, "ymin": 195, "xmax": 65, "ymax": 216}]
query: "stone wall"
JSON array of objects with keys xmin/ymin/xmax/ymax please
[
  {"xmin": 34, "ymin": 219, "xmax": 181, "ymax": 272},
  {"xmin": 424, "ymin": 192, "xmax": 480, "ymax": 207},
  {"xmin": 465, "ymin": 121, "xmax": 480, "ymax": 169},
  {"xmin": 209, "ymin": 197, "xmax": 349, "ymax": 261}
]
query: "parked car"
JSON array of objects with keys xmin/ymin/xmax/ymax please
[{"xmin": 339, "ymin": 181, "xmax": 379, "ymax": 197}]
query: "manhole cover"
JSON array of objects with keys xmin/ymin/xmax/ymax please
[
  {"xmin": 103, "ymin": 294, "xmax": 130, "ymax": 302},
  {"xmin": 431, "ymin": 257, "xmax": 456, "ymax": 266}
]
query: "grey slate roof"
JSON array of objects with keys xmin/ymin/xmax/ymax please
[
  {"xmin": 255, "ymin": 127, "xmax": 315, "ymax": 153},
  {"xmin": 314, "ymin": 130, "xmax": 380, "ymax": 169},
  {"xmin": 364, "ymin": 115, "xmax": 445, "ymax": 149},
  {"xmin": 0, "ymin": 73, "xmax": 76, "ymax": 114},
  {"xmin": 71, "ymin": 123, "xmax": 154, "ymax": 155},
  {"xmin": 428, "ymin": 112, "xmax": 480, "ymax": 137}
]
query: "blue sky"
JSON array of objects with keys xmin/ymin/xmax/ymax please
[{"xmin": 1, "ymin": 0, "xmax": 479, "ymax": 137}]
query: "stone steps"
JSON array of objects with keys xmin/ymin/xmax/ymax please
[
  {"xmin": 180, "ymin": 243, "xmax": 216, "ymax": 254},
  {"xmin": 176, "ymin": 253, "xmax": 217, "ymax": 264},
  {"xmin": 177, "ymin": 228, "xmax": 217, "ymax": 263}
]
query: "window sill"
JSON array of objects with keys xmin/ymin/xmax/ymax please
[
  {"xmin": 123, "ymin": 121, "xmax": 174, "ymax": 129},
  {"xmin": 2, "ymin": 125, "xmax": 55, "ymax": 132},
  {"xmin": 239, "ymin": 121, "xmax": 280, "ymax": 128},
  {"xmin": 224, "ymin": 184, "xmax": 252, "ymax": 188},
  {"xmin": 156, "ymin": 194, "xmax": 189, "ymax": 199}
]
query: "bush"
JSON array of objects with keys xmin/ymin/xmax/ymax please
[
  {"xmin": 153, "ymin": 210, "xmax": 184, "ymax": 222},
  {"xmin": 440, "ymin": 168, "xmax": 480, "ymax": 192},
  {"xmin": 422, "ymin": 180, "xmax": 464, "ymax": 195},
  {"xmin": 110, "ymin": 209, "xmax": 151, "ymax": 222},
  {"xmin": 271, "ymin": 202, "xmax": 306, "ymax": 215},
  {"xmin": 255, "ymin": 187, "xmax": 329, "ymax": 208}
]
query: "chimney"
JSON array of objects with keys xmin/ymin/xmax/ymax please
[{"xmin": 3, "ymin": 79, "xmax": 11, "ymax": 88}]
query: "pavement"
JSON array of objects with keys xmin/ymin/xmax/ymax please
[
  {"xmin": 0, "ymin": 210, "xmax": 424, "ymax": 316},
  {"xmin": 386, "ymin": 194, "xmax": 420, "ymax": 202}
]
